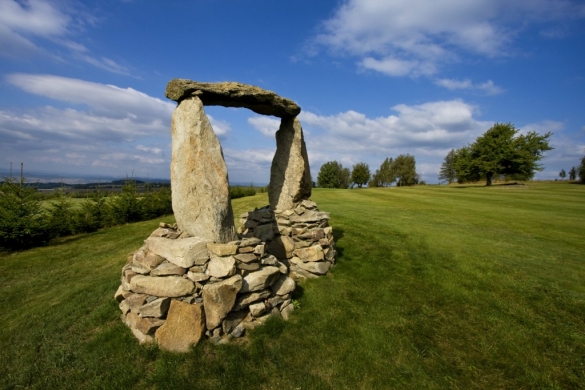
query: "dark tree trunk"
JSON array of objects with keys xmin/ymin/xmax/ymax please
[{"xmin": 486, "ymin": 172, "xmax": 493, "ymax": 186}]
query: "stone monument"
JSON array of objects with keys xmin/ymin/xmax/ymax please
[{"xmin": 115, "ymin": 79, "xmax": 336, "ymax": 351}]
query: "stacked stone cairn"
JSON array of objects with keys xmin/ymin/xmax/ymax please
[{"xmin": 115, "ymin": 79, "xmax": 336, "ymax": 352}]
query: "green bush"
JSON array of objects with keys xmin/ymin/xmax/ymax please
[
  {"xmin": 0, "ymin": 177, "xmax": 51, "ymax": 250},
  {"xmin": 230, "ymin": 185, "xmax": 257, "ymax": 199}
]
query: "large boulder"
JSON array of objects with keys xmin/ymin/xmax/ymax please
[
  {"xmin": 269, "ymin": 117, "xmax": 312, "ymax": 211},
  {"xmin": 170, "ymin": 96, "xmax": 237, "ymax": 243},
  {"xmin": 165, "ymin": 79, "xmax": 300, "ymax": 118},
  {"xmin": 155, "ymin": 301, "xmax": 206, "ymax": 352}
]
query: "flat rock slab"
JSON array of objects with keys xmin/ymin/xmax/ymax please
[
  {"xmin": 155, "ymin": 301, "xmax": 205, "ymax": 352},
  {"xmin": 165, "ymin": 79, "xmax": 301, "ymax": 118},
  {"xmin": 130, "ymin": 275, "xmax": 195, "ymax": 297}
]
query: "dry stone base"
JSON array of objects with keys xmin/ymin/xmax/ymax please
[{"xmin": 116, "ymin": 201, "xmax": 336, "ymax": 351}]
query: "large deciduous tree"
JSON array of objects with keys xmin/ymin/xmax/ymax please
[
  {"xmin": 579, "ymin": 157, "xmax": 585, "ymax": 184},
  {"xmin": 454, "ymin": 123, "xmax": 552, "ymax": 186},
  {"xmin": 569, "ymin": 166, "xmax": 577, "ymax": 181},
  {"xmin": 351, "ymin": 162, "xmax": 371, "ymax": 188},
  {"xmin": 317, "ymin": 161, "xmax": 351, "ymax": 189}
]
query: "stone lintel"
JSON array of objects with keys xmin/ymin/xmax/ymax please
[{"xmin": 165, "ymin": 79, "xmax": 301, "ymax": 118}]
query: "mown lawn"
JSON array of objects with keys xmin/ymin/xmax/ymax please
[{"xmin": 1, "ymin": 182, "xmax": 584, "ymax": 389}]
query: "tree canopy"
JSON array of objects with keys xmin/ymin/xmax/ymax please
[
  {"xmin": 579, "ymin": 157, "xmax": 585, "ymax": 184},
  {"xmin": 351, "ymin": 162, "xmax": 371, "ymax": 188},
  {"xmin": 452, "ymin": 123, "xmax": 552, "ymax": 186},
  {"xmin": 317, "ymin": 161, "xmax": 351, "ymax": 189},
  {"xmin": 369, "ymin": 155, "xmax": 419, "ymax": 187}
]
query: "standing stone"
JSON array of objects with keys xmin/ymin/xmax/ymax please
[
  {"xmin": 202, "ymin": 275, "xmax": 243, "ymax": 329},
  {"xmin": 170, "ymin": 96, "xmax": 237, "ymax": 243},
  {"xmin": 155, "ymin": 300, "xmax": 206, "ymax": 352},
  {"xmin": 268, "ymin": 117, "xmax": 312, "ymax": 210},
  {"xmin": 269, "ymin": 117, "xmax": 312, "ymax": 211}
]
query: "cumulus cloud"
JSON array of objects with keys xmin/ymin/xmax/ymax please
[
  {"xmin": 248, "ymin": 116, "xmax": 281, "ymax": 137},
  {"xmin": 0, "ymin": 74, "xmax": 174, "ymax": 177},
  {"xmin": 311, "ymin": 0, "xmax": 585, "ymax": 77},
  {"xmin": 435, "ymin": 78, "xmax": 505, "ymax": 95}
]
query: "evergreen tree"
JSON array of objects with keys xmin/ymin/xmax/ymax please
[
  {"xmin": 0, "ymin": 176, "xmax": 50, "ymax": 249},
  {"xmin": 569, "ymin": 166, "xmax": 577, "ymax": 181},
  {"xmin": 559, "ymin": 169, "xmax": 566, "ymax": 180}
]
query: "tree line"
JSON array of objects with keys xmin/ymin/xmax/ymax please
[
  {"xmin": 558, "ymin": 157, "xmax": 585, "ymax": 182},
  {"xmin": 316, "ymin": 154, "xmax": 421, "ymax": 189},
  {"xmin": 438, "ymin": 123, "xmax": 554, "ymax": 185}
]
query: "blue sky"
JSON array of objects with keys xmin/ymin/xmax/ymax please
[{"xmin": 1, "ymin": 0, "xmax": 584, "ymax": 184}]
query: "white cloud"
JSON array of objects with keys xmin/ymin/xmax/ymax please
[
  {"xmin": 0, "ymin": 0, "xmax": 132, "ymax": 74},
  {"xmin": 136, "ymin": 145, "xmax": 162, "ymax": 155},
  {"xmin": 435, "ymin": 78, "xmax": 505, "ymax": 95},
  {"xmin": 312, "ymin": 0, "xmax": 585, "ymax": 77},
  {"xmin": 0, "ymin": 75, "xmax": 173, "ymax": 178},
  {"xmin": 6, "ymin": 74, "xmax": 174, "ymax": 124},
  {"xmin": 248, "ymin": 116, "xmax": 281, "ymax": 137},
  {"xmin": 207, "ymin": 115, "xmax": 231, "ymax": 138},
  {"xmin": 0, "ymin": 0, "xmax": 69, "ymax": 36}
]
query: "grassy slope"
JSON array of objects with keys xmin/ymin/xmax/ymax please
[{"xmin": 1, "ymin": 182, "xmax": 584, "ymax": 389}]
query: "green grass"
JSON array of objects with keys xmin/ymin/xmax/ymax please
[{"xmin": 1, "ymin": 182, "xmax": 584, "ymax": 389}]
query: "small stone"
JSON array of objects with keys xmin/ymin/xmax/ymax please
[
  {"xmin": 240, "ymin": 266, "xmax": 281, "ymax": 293},
  {"xmin": 301, "ymin": 200, "xmax": 317, "ymax": 209},
  {"xmin": 293, "ymin": 246, "xmax": 324, "ymax": 262},
  {"xmin": 238, "ymin": 246, "xmax": 255, "ymax": 253},
  {"xmin": 114, "ymin": 285, "xmax": 131, "ymax": 302},
  {"xmin": 233, "ymin": 289, "xmax": 271, "ymax": 311},
  {"xmin": 155, "ymin": 301, "xmax": 206, "ymax": 352},
  {"xmin": 119, "ymin": 300, "xmax": 130, "ymax": 315},
  {"xmin": 234, "ymin": 253, "xmax": 257, "ymax": 263},
  {"xmin": 232, "ymin": 324, "xmax": 245, "ymax": 338},
  {"xmin": 249, "ymin": 302, "xmax": 266, "ymax": 317},
  {"xmin": 267, "ymin": 296, "xmax": 284, "ymax": 308},
  {"xmin": 126, "ymin": 293, "xmax": 148, "ymax": 313},
  {"xmin": 271, "ymin": 275, "xmax": 296, "ymax": 295},
  {"xmin": 289, "ymin": 264, "xmax": 319, "ymax": 280},
  {"xmin": 139, "ymin": 297, "xmax": 171, "ymax": 318},
  {"xmin": 236, "ymin": 262, "xmax": 260, "ymax": 271},
  {"xmin": 207, "ymin": 243, "xmax": 238, "ymax": 256},
  {"xmin": 253, "ymin": 244, "xmax": 265, "ymax": 257},
  {"xmin": 290, "ymin": 258, "xmax": 330, "ymax": 275},
  {"xmin": 151, "ymin": 262, "xmax": 186, "ymax": 276},
  {"xmin": 222, "ymin": 310, "xmax": 248, "ymax": 335},
  {"xmin": 261, "ymin": 255, "xmax": 279, "ymax": 266},
  {"xmin": 189, "ymin": 265, "xmax": 207, "ymax": 273},
  {"xmin": 240, "ymin": 237, "xmax": 261, "ymax": 246},
  {"xmin": 202, "ymin": 275, "xmax": 243, "ymax": 329},
  {"xmin": 187, "ymin": 271, "xmax": 210, "ymax": 282},
  {"xmin": 281, "ymin": 303, "xmax": 294, "ymax": 320},
  {"xmin": 131, "ymin": 326, "xmax": 154, "ymax": 344},
  {"xmin": 133, "ymin": 249, "xmax": 165, "ymax": 270},
  {"xmin": 207, "ymin": 255, "xmax": 236, "ymax": 278}
]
